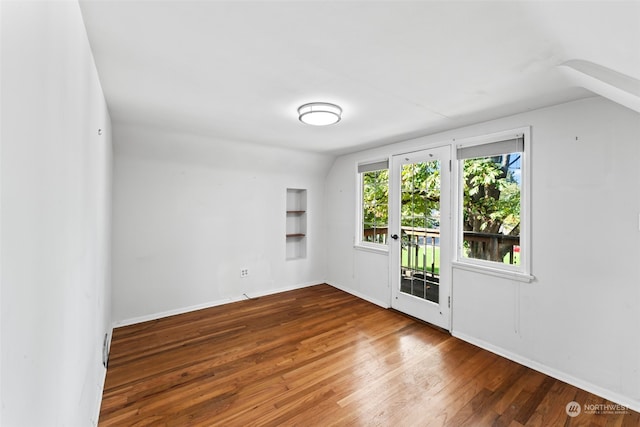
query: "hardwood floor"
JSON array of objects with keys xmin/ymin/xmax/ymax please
[{"xmin": 99, "ymin": 284, "xmax": 639, "ymax": 426}]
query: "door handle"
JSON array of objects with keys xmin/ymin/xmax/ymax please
[{"xmin": 390, "ymin": 234, "xmax": 399, "ymax": 240}]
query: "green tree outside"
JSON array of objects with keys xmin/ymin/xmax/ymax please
[
  {"xmin": 462, "ymin": 154, "xmax": 520, "ymax": 263},
  {"xmin": 362, "ymin": 169, "xmax": 389, "ymax": 243},
  {"xmin": 362, "ymin": 154, "xmax": 520, "ymax": 265}
]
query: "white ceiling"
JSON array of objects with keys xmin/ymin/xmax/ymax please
[{"xmin": 79, "ymin": 1, "xmax": 640, "ymax": 155}]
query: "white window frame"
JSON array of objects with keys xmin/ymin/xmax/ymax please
[
  {"xmin": 355, "ymin": 158, "xmax": 390, "ymax": 253},
  {"xmin": 452, "ymin": 127, "xmax": 533, "ymax": 282}
]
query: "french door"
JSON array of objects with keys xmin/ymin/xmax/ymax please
[{"xmin": 389, "ymin": 146, "xmax": 451, "ymax": 330}]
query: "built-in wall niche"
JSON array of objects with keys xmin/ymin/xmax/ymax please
[{"xmin": 286, "ymin": 188, "xmax": 307, "ymax": 260}]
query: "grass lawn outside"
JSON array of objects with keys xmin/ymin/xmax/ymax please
[{"xmin": 402, "ymin": 246, "xmax": 440, "ymax": 275}]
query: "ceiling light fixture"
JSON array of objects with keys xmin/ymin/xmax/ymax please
[{"xmin": 298, "ymin": 102, "xmax": 342, "ymax": 126}]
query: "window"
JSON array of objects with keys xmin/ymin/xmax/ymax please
[
  {"xmin": 358, "ymin": 160, "xmax": 389, "ymax": 247},
  {"xmin": 456, "ymin": 131, "xmax": 529, "ymax": 274}
]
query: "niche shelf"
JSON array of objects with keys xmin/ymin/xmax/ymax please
[{"xmin": 286, "ymin": 188, "xmax": 307, "ymax": 260}]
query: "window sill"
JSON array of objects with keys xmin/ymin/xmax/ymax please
[
  {"xmin": 354, "ymin": 243, "xmax": 389, "ymax": 255},
  {"xmin": 452, "ymin": 261, "xmax": 534, "ymax": 283}
]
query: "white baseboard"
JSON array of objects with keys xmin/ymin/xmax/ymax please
[
  {"xmin": 247, "ymin": 280, "xmax": 321, "ymax": 299},
  {"xmin": 452, "ymin": 331, "xmax": 640, "ymax": 414},
  {"xmin": 326, "ymin": 281, "xmax": 390, "ymax": 309},
  {"xmin": 112, "ymin": 280, "xmax": 324, "ymax": 328}
]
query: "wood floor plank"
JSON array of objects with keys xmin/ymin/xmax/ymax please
[{"xmin": 99, "ymin": 284, "xmax": 639, "ymax": 426}]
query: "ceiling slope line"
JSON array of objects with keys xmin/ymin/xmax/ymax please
[{"xmin": 558, "ymin": 59, "xmax": 640, "ymax": 114}]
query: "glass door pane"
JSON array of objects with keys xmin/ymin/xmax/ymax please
[{"xmin": 400, "ymin": 160, "xmax": 441, "ymax": 303}]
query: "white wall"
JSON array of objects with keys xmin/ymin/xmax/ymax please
[
  {"xmin": 1, "ymin": 2, "xmax": 112, "ymax": 426},
  {"xmin": 326, "ymin": 97, "xmax": 640, "ymax": 411},
  {"xmin": 111, "ymin": 124, "xmax": 333, "ymax": 324}
]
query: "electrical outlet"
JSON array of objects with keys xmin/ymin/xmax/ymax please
[{"xmin": 240, "ymin": 268, "xmax": 249, "ymax": 278}]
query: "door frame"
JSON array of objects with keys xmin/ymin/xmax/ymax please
[{"xmin": 388, "ymin": 144, "xmax": 453, "ymax": 331}]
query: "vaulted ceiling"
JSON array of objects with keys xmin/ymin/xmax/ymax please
[{"xmin": 79, "ymin": 1, "xmax": 640, "ymax": 155}]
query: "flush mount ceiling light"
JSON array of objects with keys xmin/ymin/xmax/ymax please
[{"xmin": 298, "ymin": 102, "xmax": 342, "ymax": 126}]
